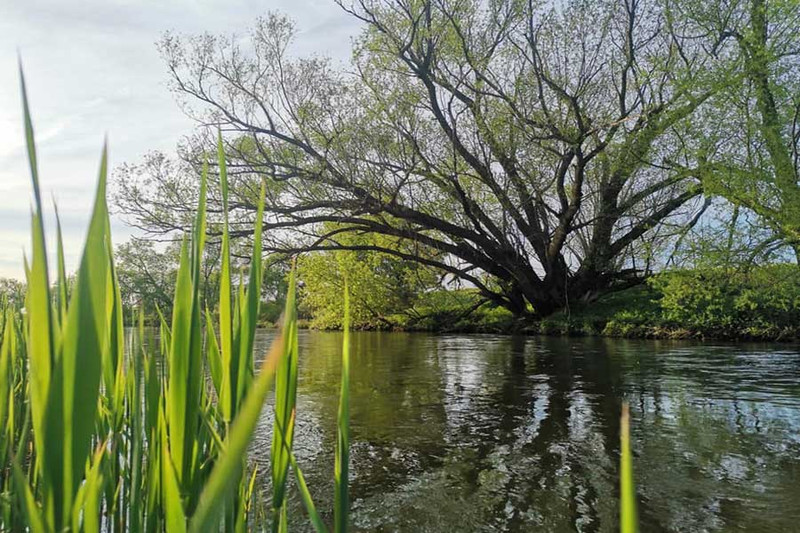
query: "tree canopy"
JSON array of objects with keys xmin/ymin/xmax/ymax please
[
  {"xmin": 115, "ymin": 0, "xmax": 800, "ymax": 318},
  {"xmin": 684, "ymin": 0, "xmax": 800, "ymax": 256}
]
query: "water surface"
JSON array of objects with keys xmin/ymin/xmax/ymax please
[{"xmin": 249, "ymin": 331, "xmax": 800, "ymax": 532}]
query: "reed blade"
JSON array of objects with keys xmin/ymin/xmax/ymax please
[
  {"xmin": 217, "ymin": 131, "xmax": 234, "ymax": 422},
  {"xmin": 20, "ymin": 69, "xmax": 54, "ymax": 517},
  {"xmin": 335, "ymin": 281, "xmax": 351, "ymax": 533},
  {"xmin": 270, "ymin": 266, "xmax": 298, "ymax": 530},
  {"xmin": 55, "ymin": 143, "xmax": 110, "ymax": 527},
  {"xmin": 620, "ymin": 403, "xmax": 638, "ymax": 533}
]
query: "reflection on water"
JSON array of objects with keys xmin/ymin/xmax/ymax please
[{"xmin": 247, "ymin": 331, "xmax": 800, "ymax": 532}]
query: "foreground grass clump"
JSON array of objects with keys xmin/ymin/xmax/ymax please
[{"xmin": 0, "ymin": 72, "xmax": 351, "ymax": 532}]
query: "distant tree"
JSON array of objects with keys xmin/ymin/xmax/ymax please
[
  {"xmin": 116, "ymin": 239, "xmax": 179, "ymax": 319},
  {"xmin": 297, "ymin": 225, "xmax": 441, "ymax": 328},
  {"xmin": 253, "ymin": 255, "xmax": 292, "ymax": 324},
  {"xmin": 117, "ymin": 0, "xmax": 736, "ymax": 318},
  {"xmin": 0, "ymin": 278, "xmax": 25, "ymax": 308}
]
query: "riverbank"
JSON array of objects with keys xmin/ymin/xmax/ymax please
[{"xmin": 301, "ymin": 265, "xmax": 800, "ymax": 342}]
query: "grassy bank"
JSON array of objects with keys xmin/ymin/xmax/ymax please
[{"xmin": 327, "ymin": 265, "xmax": 800, "ymax": 341}]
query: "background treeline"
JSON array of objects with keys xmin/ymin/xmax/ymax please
[{"xmin": 6, "ymin": 245, "xmax": 796, "ymax": 340}]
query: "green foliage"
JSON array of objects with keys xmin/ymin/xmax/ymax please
[
  {"xmin": 0, "ymin": 278, "xmax": 25, "ymax": 309},
  {"xmin": 520, "ymin": 266, "xmax": 800, "ymax": 340},
  {"xmin": 270, "ymin": 265, "xmax": 299, "ymax": 532},
  {"xmin": 297, "ymin": 227, "xmax": 439, "ymax": 329},
  {"xmin": 335, "ymin": 284, "xmax": 350, "ymax": 533},
  {"xmin": 652, "ymin": 264, "xmax": 800, "ymax": 338},
  {"xmin": 396, "ymin": 289, "xmax": 517, "ymax": 332},
  {"xmin": 389, "ymin": 270, "xmax": 800, "ymax": 340},
  {"xmin": 18, "ymin": 67, "xmax": 112, "ymax": 531},
  {"xmin": 689, "ymin": 0, "xmax": 800, "ymax": 253}
]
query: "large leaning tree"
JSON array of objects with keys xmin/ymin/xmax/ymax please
[{"xmin": 116, "ymin": 0, "xmax": 731, "ymax": 318}]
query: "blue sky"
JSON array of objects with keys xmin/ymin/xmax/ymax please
[{"xmin": 0, "ymin": 0, "xmax": 360, "ymax": 279}]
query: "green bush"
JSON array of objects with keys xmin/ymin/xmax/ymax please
[{"xmin": 651, "ymin": 264, "xmax": 800, "ymax": 338}]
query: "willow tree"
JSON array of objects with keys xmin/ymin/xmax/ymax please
[{"xmin": 117, "ymin": 0, "xmax": 727, "ymax": 317}]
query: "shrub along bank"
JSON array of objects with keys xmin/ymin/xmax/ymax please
[{"xmin": 314, "ymin": 265, "xmax": 800, "ymax": 341}]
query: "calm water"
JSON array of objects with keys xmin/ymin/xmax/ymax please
[{"xmin": 247, "ymin": 331, "xmax": 800, "ymax": 532}]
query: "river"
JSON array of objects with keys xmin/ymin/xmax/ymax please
[{"xmin": 246, "ymin": 330, "xmax": 800, "ymax": 532}]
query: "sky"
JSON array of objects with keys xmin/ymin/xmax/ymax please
[{"xmin": 0, "ymin": 0, "xmax": 361, "ymax": 280}]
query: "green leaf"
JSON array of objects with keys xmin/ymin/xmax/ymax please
[
  {"xmin": 166, "ymin": 159, "xmax": 209, "ymax": 497},
  {"xmin": 54, "ymin": 202, "xmax": 69, "ymax": 325},
  {"xmin": 11, "ymin": 453, "xmax": 48, "ymax": 533},
  {"xmin": 237, "ymin": 179, "xmax": 266, "ymax": 408},
  {"xmin": 55, "ymin": 143, "xmax": 110, "ymax": 527},
  {"xmin": 206, "ymin": 307, "xmax": 223, "ymax": 398},
  {"xmin": 71, "ymin": 444, "xmax": 105, "ymax": 533},
  {"xmin": 0, "ymin": 309, "xmax": 14, "ymax": 432},
  {"xmin": 161, "ymin": 406, "xmax": 187, "ymax": 533},
  {"xmin": 275, "ymin": 412, "xmax": 327, "ymax": 533},
  {"xmin": 218, "ymin": 131, "xmax": 234, "ymax": 422},
  {"xmin": 271, "ymin": 265, "xmax": 298, "ymax": 530},
  {"xmin": 20, "ymin": 68, "xmax": 55, "ymax": 518},
  {"xmin": 620, "ymin": 403, "xmax": 638, "ymax": 533},
  {"xmin": 168, "ymin": 237, "xmax": 193, "ymax": 486},
  {"xmin": 335, "ymin": 280, "xmax": 351, "ymax": 533}
]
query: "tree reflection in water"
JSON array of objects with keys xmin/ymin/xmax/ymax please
[{"xmin": 248, "ymin": 331, "xmax": 800, "ymax": 532}]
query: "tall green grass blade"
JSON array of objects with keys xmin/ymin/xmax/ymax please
[
  {"xmin": 33, "ymin": 204, "xmax": 60, "ymax": 530},
  {"xmin": 620, "ymin": 403, "xmax": 638, "ymax": 533},
  {"xmin": 54, "ymin": 202, "xmax": 68, "ymax": 326},
  {"xmin": 271, "ymin": 265, "xmax": 298, "ymax": 531},
  {"xmin": 275, "ymin": 411, "xmax": 327, "ymax": 533},
  {"xmin": 206, "ymin": 307, "xmax": 223, "ymax": 397},
  {"xmin": 0, "ymin": 309, "xmax": 14, "ymax": 433},
  {"xmin": 55, "ymin": 143, "xmax": 110, "ymax": 528},
  {"xmin": 11, "ymin": 454, "xmax": 47, "ymax": 533},
  {"xmin": 166, "ymin": 161, "xmax": 207, "ymax": 502},
  {"xmin": 82, "ymin": 461, "xmax": 104, "ymax": 533},
  {"xmin": 290, "ymin": 450, "xmax": 327, "ymax": 533},
  {"xmin": 188, "ymin": 329, "xmax": 286, "ymax": 533},
  {"xmin": 245, "ymin": 465, "xmax": 259, "ymax": 513},
  {"xmin": 144, "ymin": 395, "xmax": 164, "ymax": 533},
  {"xmin": 20, "ymin": 69, "xmax": 54, "ymax": 518},
  {"xmin": 19, "ymin": 64, "xmax": 43, "ymax": 212},
  {"xmin": 156, "ymin": 303, "xmax": 172, "ymax": 355},
  {"xmin": 161, "ymin": 406, "xmax": 187, "ymax": 533},
  {"xmin": 71, "ymin": 444, "xmax": 105, "ymax": 533},
  {"xmin": 129, "ymin": 308, "xmax": 145, "ymax": 533},
  {"xmin": 104, "ymin": 219, "xmax": 126, "ymax": 430},
  {"xmin": 335, "ymin": 281, "xmax": 350, "ymax": 533},
  {"xmin": 168, "ymin": 236, "xmax": 193, "ymax": 485},
  {"xmin": 237, "ymin": 179, "xmax": 266, "ymax": 405},
  {"xmin": 217, "ymin": 131, "xmax": 234, "ymax": 423}
]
